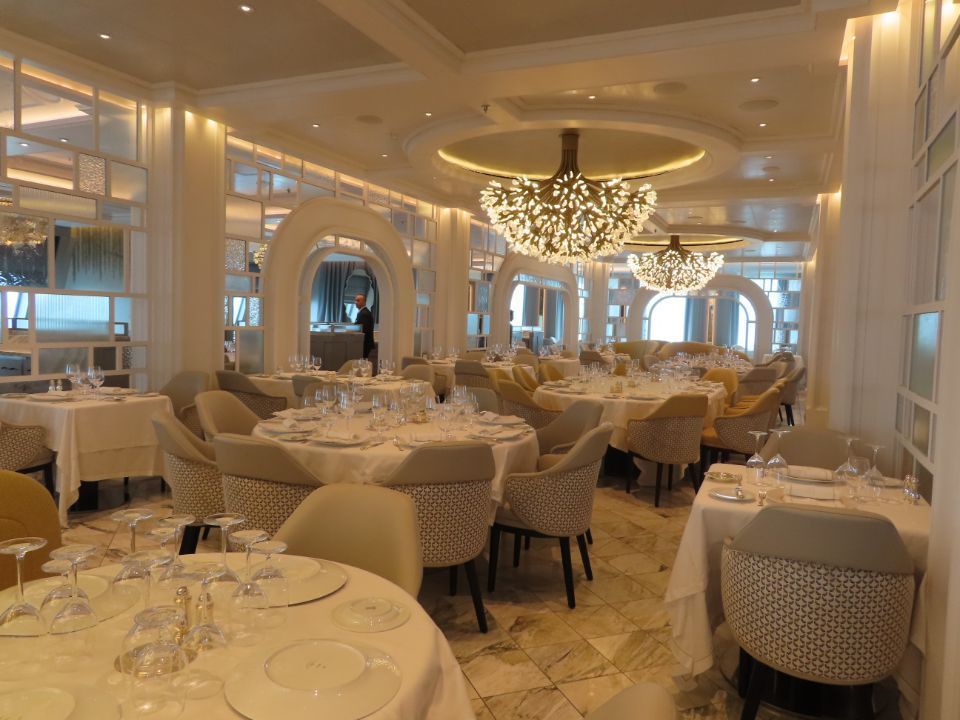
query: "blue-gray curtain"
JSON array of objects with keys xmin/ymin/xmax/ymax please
[
  {"xmin": 311, "ymin": 261, "xmax": 380, "ymax": 324},
  {"xmin": 714, "ymin": 298, "xmax": 740, "ymax": 347},
  {"xmin": 684, "ymin": 297, "xmax": 707, "ymax": 342}
]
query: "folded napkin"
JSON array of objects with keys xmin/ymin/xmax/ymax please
[
  {"xmin": 478, "ymin": 411, "xmax": 499, "ymax": 421},
  {"xmin": 323, "ymin": 427, "xmax": 357, "ymax": 441},
  {"xmin": 786, "ymin": 466, "xmax": 833, "ymax": 482},
  {"xmin": 281, "ymin": 418, "xmax": 301, "ymax": 430}
]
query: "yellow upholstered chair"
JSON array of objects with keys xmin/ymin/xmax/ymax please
[
  {"xmin": 656, "ymin": 341, "xmax": 716, "ymax": 359},
  {"xmin": 701, "ymin": 388, "xmax": 780, "ymax": 463},
  {"xmin": 611, "ymin": 340, "xmax": 662, "ymax": 360},
  {"xmin": 0, "ymin": 470, "xmax": 61, "ymax": 590},
  {"xmin": 538, "ymin": 363, "xmax": 565, "ymax": 383},
  {"xmin": 512, "ymin": 365, "xmax": 539, "ymax": 392},
  {"xmin": 702, "ymin": 367, "xmax": 739, "ymax": 407},
  {"xmin": 454, "ymin": 360, "xmax": 496, "ymax": 391}
]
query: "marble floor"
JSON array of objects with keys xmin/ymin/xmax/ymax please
[{"xmin": 62, "ymin": 451, "xmax": 900, "ymax": 720}]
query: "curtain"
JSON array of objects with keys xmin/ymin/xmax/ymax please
[
  {"xmin": 714, "ymin": 298, "xmax": 740, "ymax": 347},
  {"xmin": 684, "ymin": 297, "xmax": 707, "ymax": 342},
  {"xmin": 311, "ymin": 261, "xmax": 381, "ymax": 324}
]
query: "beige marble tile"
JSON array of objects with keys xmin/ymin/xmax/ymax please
[
  {"xmin": 590, "ymin": 517, "xmax": 649, "ymax": 539},
  {"xmin": 485, "ymin": 687, "xmax": 583, "ymax": 720},
  {"xmin": 483, "ymin": 589, "xmax": 552, "ymax": 627},
  {"xmin": 580, "ymin": 573, "xmax": 656, "ymax": 603},
  {"xmin": 506, "ymin": 612, "xmax": 581, "ymax": 648},
  {"xmin": 618, "ymin": 597, "xmax": 671, "ymax": 630},
  {"xmin": 463, "ymin": 670, "xmax": 479, "ymax": 699},
  {"xmin": 589, "ymin": 630, "xmax": 675, "ymax": 672},
  {"xmin": 557, "ymin": 672, "xmax": 635, "ymax": 715},
  {"xmin": 461, "ymin": 650, "xmax": 553, "ymax": 697},
  {"xmin": 589, "ymin": 536, "xmax": 641, "ymax": 558},
  {"xmin": 471, "ymin": 697, "xmax": 496, "ymax": 720},
  {"xmin": 555, "ymin": 604, "xmax": 638, "ymax": 639},
  {"xmin": 534, "ymin": 580, "xmax": 606, "ymax": 612},
  {"xmin": 606, "ymin": 552, "xmax": 665, "ymax": 576},
  {"xmin": 630, "ymin": 568, "xmax": 672, "ymax": 596},
  {"xmin": 626, "ymin": 664, "xmax": 726, "ymax": 712},
  {"xmin": 446, "ymin": 625, "xmax": 519, "ymax": 662},
  {"xmin": 525, "ymin": 640, "xmax": 618, "ymax": 684}
]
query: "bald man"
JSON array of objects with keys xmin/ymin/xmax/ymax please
[{"xmin": 354, "ymin": 294, "xmax": 374, "ymax": 359}]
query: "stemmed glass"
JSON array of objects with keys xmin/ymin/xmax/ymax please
[
  {"xmin": 229, "ymin": 529, "xmax": 270, "ymax": 645},
  {"xmin": 87, "ymin": 365, "xmax": 105, "ymax": 399},
  {"xmin": 250, "ymin": 540, "xmax": 289, "ymax": 615},
  {"xmin": 865, "ymin": 444, "xmax": 885, "ymax": 501},
  {"xmin": 202, "ymin": 513, "xmax": 245, "ymax": 588},
  {"xmin": 339, "ymin": 390, "xmax": 356, "ymax": 426},
  {"xmin": 65, "ymin": 363, "xmax": 81, "ymax": 392},
  {"xmin": 48, "ymin": 544, "xmax": 99, "ymax": 634},
  {"xmin": 847, "ymin": 456, "xmax": 871, "ymax": 502},
  {"xmin": 311, "ymin": 355, "xmax": 323, "ymax": 373},
  {"xmin": 112, "ymin": 508, "xmax": 155, "ymax": 554},
  {"xmin": 370, "ymin": 392, "xmax": 387, "ymax": 441},
  {"xmin": 0, "ymin": 537, "xmax": 48, "ymax": 636},
  {"xmin": 40, "ymin": 559, "xmax": 85, "ymax": 623},
  {"xmin": 766, "ymin": 429, "xmax": 791, "ymax": 487},
  {"xmin": 746, "ymin": 431, "xmax": 768, "ymax": 485},
  {"xmin": 115, "ymin": 550, "xmax": 170, "ymax": 609}
]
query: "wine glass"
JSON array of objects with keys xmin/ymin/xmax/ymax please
[
  {"xmin": 250, "ymin": 540, "xmax": 289, "ymax": 616},
  {"xmin": 126, "ymin": 640, "xmax": 188, "ymax": 718},
  {"xmin": 424, "ymin": 396, "xmax": 439, "ymax": 425},
  {"xmin": 228, "ymin": 530, "xmax": 269, "ymax": 646},
  {"xmin": 745, "ymin": 431, "xmax": 768, "ymax": 485},
  {"xmin": 65, "ymin": 363, "xmax": 81, "ymax": 392},
  {"xmin": 311, "ymin": 355, "xmax": 322, "ymax": 373},
  {"xmin": 202, "ymin": 513, "xmax": 245, "ymax": 588},
  {"xmin": 370, "ymin": 392, "xmax": 386, "ymax": 441},
  {"xmin": 865, "ymin": 444, "xmax": 885, "ymax": 501},
  {"xmin": 115, "ymin": 550, "xmax": 170, "ymax": 609},
  {"xmin": 112, "ymin": 508, "xmax": 155, "ymax": 554},
  {"xmin": 48, "ymin": 544, "xmax": 98, "ymax": 634},
  {"xmin": 766, "ymin": 429, "xmax": 791, "ymax": 487},
  {"xmin": 0, "ymin": 537, "xmax": 48, "ymax": 636},
  {"xmin": 40, "ymin": 559, "xmax": 85, "ymax": 623},
  {"xmin": 339, "ymin": 391, "xmax": 356, "ymax": 425},
  {"xmin": 87, "ymin": 365, "xmax": 104, "ymax": 399},
  {"xmin": 847, "ymin": 456, "xmax": 871, "ymax": 502}
]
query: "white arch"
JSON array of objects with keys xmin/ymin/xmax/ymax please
[
  {"xmin": 626, "ymin": 274, "xmax": 773, "ymax": 361},
  {"xmin": 261, "ymin": 198, "xmax": 416, "ymax": 369},
  {"xmin": 491, "ymin": 253, "xmax": 579, "ymax": 348}
]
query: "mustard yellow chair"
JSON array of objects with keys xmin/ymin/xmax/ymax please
[
  {"xmin": 702, "ymin": 367, "xmax": 739, "ymax": 407},
  {"xmin": 512, "ymin": 365, "xmax": 539, "ymax": 392},
  {"xmin": 497, "ymin": 380, "xmax": 559, "ymax": 429},
  {"xmin": 538, "ymin": 363, "xmax": 565, "ymax": 383},
  {"xmin": 656, "ymin": 341, "xmax": 717, "ymax": 359},
  {"xmin": 611, "ymin": 340, "xmax": 661, "ymax": 360},
  {"xmin": 0, "ymin": 471, "xmax": 61, "ymax": 590},
  {"xmin": 701, "ymin": 388, "xmax": 781, "ymax": 465}
]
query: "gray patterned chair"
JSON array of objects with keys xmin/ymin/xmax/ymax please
[
  {"xmin": 488, "ymin": 422, "xmax": 614, "ymax": 608},
  {"xmin": 454, "ymin": 359, "xmax": 495, "ymax": 391},
  {"xmin": 627, "ymin": 394, "xmax": 708, "ymax": 505},
  {"xmin": 535, "ymin": 399, "xmax": 604, "ymax": 467},
  {"xmin": 159, "ymin": 371, "xmax": 210, "ymax": 438},
  {"xmin": 213, "ymin": 433, "xmax": 324, "ymax": 536},
  {"xmin": 151, "ymin": 414, "xmax": 223, "ymax": 553},
  {"xmin": 195, "ymin": 390, "xmax": 261, "ymax": 440},
  {"xmin": 701, "ymin": 388, "xmax": 780, "ymax": 465},
  {"xmin": 215, "ymin": 370, "xmax": 287, "ymax": 419},
  {"xmin": 384, "ymin": 442, "xmax": 495, "ymax": 631},
  {"xmin": 721, "ymin": 505, "xmax": 915, "ymax": 720},
  {"xmin": 497, "ymin": 379, "xmax": 559, "ymax": 429},
  {"xmin": 778, "ymin": 366, "xmax": 806, "ymax": 426},
  {"xmin": 469, "ymin": 387, "xmax": 500, "ymax": 414},
  {"xmin": 0, "ymin": 421, "xmax": 55, "ymax": 494}
]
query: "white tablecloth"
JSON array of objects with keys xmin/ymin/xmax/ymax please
[
  {"xmin": 0, "ymin": 394, "xmax": 173, "ymax": 525},
  {"xmin": 665, "ymin": 464, "xmax": 929, "ymax": 715},
  {"xmin": 0, "ymin": 554, "xmax": 473, "ymax": 719},
  {"xmin": 541, "ymin": 357, "xmax": 581, "ymax": 378},
  {"xmin": 252, "ymin": 415, "xmax": 539, "ymax": 509},
  {"xmin": 533, "ymin": 382, "xmax": 728, "ymax": 451}
]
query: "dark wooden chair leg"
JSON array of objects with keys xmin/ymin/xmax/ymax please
[
  {"xmin": 123, "ymin": 476, "xmax": 130, "ymax": 502},
  {"xmin": 524, "ymin": 535, "xmax": 531, "ymax": 550},
  {"xmin": 558, "ymin": 537, "xmax": 576, "ymax": 609},
  {"xmin": 42, "ymin": 463, "xmax": 55, "ymax": 494},
  {"xmin": 512, "ymin": 533, "xmax": 522, "ymax": 567},
  {"xmin": 487, "ymin": 526, "xmax": 501, "ymax": 592},
  {"xmin": 449, "ymin": 565, "xmax": 458, "ymax": 595},
  {"xmin": 685, "ymin": 463, "xmax": 699, "ymax": 493},
  {"xmin": 625, "ymin": 453, "xmax": 634, "ymax": 494},
  {"xmin": 654, "ymin": 462, "xmax": 663, "ymax": 507},
  {"xmin": 737, "ymin": 648, "xmax": 752, "ymax": 698},
  {"xmin": 201, "ymin": 526, "xmax": 211, "ymax": 540},
  {"xmin": 576, "ymin": 534, "xmax": 592, "ymax": 581},
  {"xmin": 179, "ymin": 525, "xmax": 201, "ymax": 555},
  {"xmin": 667, "ymin": 463, "xmax": 674, "ymax": 490},
  {"xmin": 851, "ymin": 683, "xmax": 874, "ymax": 720},
  {"xmin": 786, "ymin": 404, "xmax": 795, "ymax": 426},
  {"xmin": 463, "ymin": 559, "xmax": 488, "ymax": 633},
  {"xmin": 585, "ymin": 528, "xmax": 593, "ymax": 545},
  {"xmin": 741, "ymin": 658, "xmax": 769, "ymax": 720}
]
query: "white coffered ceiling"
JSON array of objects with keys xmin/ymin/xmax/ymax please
[{"xmin": 0, "ymin": 0, "xmax": 899, "ymax": 259}]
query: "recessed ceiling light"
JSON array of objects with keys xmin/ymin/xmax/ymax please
[
  {"xmin": 238, "ymin": 4, "xmax": 253, "ymax": 12},
  {"xmin": 59, "ymin": 138, "xmax": 68, "ymax": 143},
  {"xmin": 758, "ymin": 122, "xmax": 767, "ymax": 128},
  {"xmin": 311, "ymin": 123, "xmax": 320, "ymax": 128},
  {"xmin": 750, "ymin": 77, "xmax": 760, "ymax": 83},
  {"xmin": 424, "ymin": 112, "xmax": 433, "ymax": 117},
  {"xmin": 99, "ymin": 33, "xmax": 111, "ymax": 39},
  {"xmin": 380, "ymin": 153, "xmax": 388, "ymax": 158},
  {"xmin": 768, "ymin": 178, "xmax": 775, "ymax": 182},
  {"xmin": 19, "ymin": 142, "xmax": 28, "ymax": 147},
  {"xmin": 587, "ymin": 95, "xmax": 597, "ymax": 100},
  {"xmin": 764, "ymin": 155, "xmax": 773, "ymax": 159}
]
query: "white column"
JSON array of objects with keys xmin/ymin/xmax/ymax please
[{"xmin": 436, "ymin": 208, "xmax": 470, "ymax": 352}]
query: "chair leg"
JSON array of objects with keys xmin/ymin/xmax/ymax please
[
  {"xmin": 576, "ymin": 534, "xmax": 593, "ymax": 581},
  {"xmin": 524, "ymin": 535, "xmax": 531, "ymax": 550},
  {"xmin": 667, "ymin": 463, "xmax": 674, "ymax": 490},
  {"xmin": 42, "ymin": 463, "xmax": 54, "ymax": 495},
  {"xmin": 740, "ymin": 658, "xmax": 770, "ymax": 720},
  {"xmin": 487, "ymin": 526, "xmax": 501, "ymax": 592},
  {"xmin": 558, "ymin": 537, "xmax": 576, "ymax": 609},
  {"xmin": 585, "ymin": 528, "xmax": 593, "ymax": 545},
  {"xmin": 180, "ymin": 525, "xmax": 201, "ymax": 555},
  {"xmin": 201, "ymin": 526, "xmax": 211, "ymax": 540},
  {"xmin": 778, "ymin": 407, "xmax": 784, "ymax": 423},
  {"xmin": 685, "ymin": 463, "xmax": 700, "ymax": 493},
  {"xmin": 654, "ymin": 463, "xmax": 663, "ymax": 507},
  {"xmin": 786, "ymin": 404, "xmax": 795, "ymax": 426},
  {"xmin": 512, "ymin": 533, "xmax": 522, "ymax": 567},
  {"xmin": 449, "ymin": 565, "xmax": 458, "ymax": 596},
  {"xmin": 625, "ymin": 453, "xmax": 634, "ymax": 494},
  {"xmin": 123, "ymin": 476, "xmax": 130, "ymax": 502},
  {"xmin": 463, "ymin": 559, "xmax": 488, "ymax": 633}
]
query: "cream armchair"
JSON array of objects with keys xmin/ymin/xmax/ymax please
[
  {"xmin": 497, "ymin": 380, "xmax": 559, "ymax": 429},
  {"xmin": 215, "ymin": 370, "xmax": 287, "ymax": 418},
  {"xmin": 454, "ymin": 359, "xmax": 495, "ymax": 391},
  {"xmin": 195, "ymin": 390, "xmax": 261, "ymax": 439},
  {"xmin": 535, "ymin": 399, "xmax": 604, "ymax": 466}
]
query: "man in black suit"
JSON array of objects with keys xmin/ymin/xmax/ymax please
[{"xmin": 354, "ymin": 293, "xmax": 375, "ymax": 359}]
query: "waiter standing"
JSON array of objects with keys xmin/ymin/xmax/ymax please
[{"xmin": 354, "ymin": 293, "xmax": 375, "ymax": 359}]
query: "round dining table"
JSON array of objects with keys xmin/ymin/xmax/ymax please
[{"xmin": 0, "ymin": 554, "xmax": 473, "ymax": 720}]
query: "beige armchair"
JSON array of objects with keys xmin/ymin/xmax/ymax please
[
  {"xmin": 0, "ymin": 470, "xmax": 62, "ymax": 591},
  {"xmin": 384, "ymin": 442, "xmax": 495, "ymax": 631},
  {"xmin": 702, "ymin": 367, "xmax": 739, "ymax": 407},
  {"xmin": 488, "ymin": 423, "xmax": 614, "ymax": 608},
  {"xmin": 627, "ymin": 394, "xmax": 708, "ymax": 505},
  {"xmin": 275, "ymin": 484, "xmax": 423, "ymax": 597},
  {"xmin": 401, "ymin": 355, "xmax": 428, "ymax": 369},
  {"xmin": 611, "ymin": 340, "xmax": 661, "ymax": 360},
  {"xmin": 701, "ymin": 388, "xmax": 780, "ymax": 463},
  {"xmin": 160, "ymin": 371, "xmax": 210, "ymax": 437},
  {"xmin": 736, "ymin": 366, "xmax": 778, "ymax": 401},
  {"xmin": 291, "ymin": 374, "xmax": 321, "ymax": 406},
  {"xmin": 454, "ymin": 359, "xmax": 495, "ymax": 391},
  {"xmin": 778, "ymin": 366, "xmax": 806, "ymax": 425},
  {"xmin": 656, "ymin": 341, "xmax": 717, "ymax": 359},
  {"xmin": 721, "ymin": 505, "xmax": 915, "ymax": 720},
  {"xmin": 215, "ymin": 370, "xmax": 287, "ymax": 418},
  {"xmin": 760, "ymin": 425, "xmax": 847, "ymax": 470},
  {"xmin": 469, "ymin": 387, "xmax": 500, "ymax": 413},
  {"xmin": 213, "ymin": 433, "xmax": 324, "ymax": 535},
  {"xmin": 579, "ymin": 349, "xmax": 605, "ymax": 366},
  {"xmin": 537, "ymin": 363, "xmax": 565, "ymax": 383},
  {"xmin": 535, "ymin": 399, "xmax": 604, "ymax": 465},
  {"xmin": 195, "ymin": 390, "xmax": 261, "ymax": 439},
  {"xmin": 0, "ymin": 421, "xmax": 55, "ymax": 493},
  {"xmin": 151, "ymin": 414, "xmax": 223, "ymax": 553},
  {"xmin": 497, "ymin": 380, "xmax": 559, "ymax": 429},
  {"xmin": 512, "ymin": 364, "xmax": 539, "ymax": 392},
  {"xmin": 401, "ymin": 363, "xmax": 436, "ymax": 388}
]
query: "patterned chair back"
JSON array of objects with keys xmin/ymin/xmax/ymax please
[
  {"xmin": 385, "ymin": 442, "xmax": 495, "ymax": 567},
  {"xmin": 195, "ymin": 390, "xmax": 261, "ymax": 439},
  {"xmin": 213, "ymin": 433, "xmax": 324, "ymax": 535},
  {"xmin": 721, "ymin": 505, "xmax": 914, "ymax": 685},
  {"xmin": 702, "ymin": 368, "xmax": 739, "ymax": 406},
  {"xmin": 713, "ymin": 388, "xmax": 780, "ymax": 454},
  {"xmin": 454, "ymin": 360, "xmax": 495, "ymax": 390},
  {"xmin": 498, "ymin": 380, "xmax": 559, "ymax": 429},
  {"xmin": 512, "ymin": 365, "xmax": 539, "ymax": 392},
  {"xmin": 503, "ymin": 423, "xmax": 614, "ymax": 537},
  {"xmin": 215, "ymin": 370, "xmax": 287, "ymax": 418},
  {"xmin": 151, "ymin": 414, "xmax": 224, "ymax": 519},
  {"xmin": 627, "ymin": 394, "xmax": 708, "ymax": 465},
  {"xmin": 0, "ymin": 470, "xmax": 61, "ymax": 591},
  {"xmin": 778, "ymin": 366, "xmax": 806, "ymax": 405},
  {"xmin": 0, "ymin": 421, "xmax": 48, "ymax": 472}
]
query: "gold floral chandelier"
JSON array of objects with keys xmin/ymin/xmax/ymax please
[
  {"xmin": 627, "ymin": 235, "xmax": 724, "ymax": 295},
  {"xmin": 480, "ymin": 130, "xmax": 657, "ymax": 264},
  {"xmin": 0, "ymin": 214, "xmax": 47, "ymax": 254}
]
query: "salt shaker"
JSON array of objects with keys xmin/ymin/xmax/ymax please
[
  {"xmin": 55, "ymin": 379, "xmax": 63, "ymax": 392},
  {"xmin": 173, "ymin": 585, "xmax": 192, "ymax": 642}
]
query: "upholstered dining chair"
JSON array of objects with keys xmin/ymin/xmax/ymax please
[
  {"xmin": 0, "ymin": 421, "xmax": 55, "ymax": 494},
  {"xmin": 454, "ymin": 359, "xmax": 496, "ymax": 391},
  {"xmin": 759, "ymin": 426, "xmax": 848, "ymax": 470},
  {"xmin": 702, "ymin": 367, "xmax": 739, "ymax": 407},
  {"xmin": 722, "ymin": 505, "xmax": 915, "ymax": 720},
  {"xmin": 513, "ymin": 354, "xmax": 540, "ymax": 369},
  {"xmin": 275, "ymin": 484, "xmax": 423, "ymax": 597},
  {"xmin": 159, "ymin": 370, "xmax": 210, "ymax": 437},
  {"xmin": 401, "ymin": 363, "xmax": 436, "ymax": 386},
  {"xmin": 735, "ymin": 366, "xmax": 778, "ymax": 401},
  {"xmin": 627, "ymin": 394, "xmax": 708, "ymax": 505},
  {"xmin": 0, "ymin": 470, "xmax": 61, "ymax": 590},
  {"xmin": 512, "ymin": 364, "xmax": 539, "ymax": 392},
  {"xmin": 488, "ymin": 423, "xmax": 614, "ymax": 609},
  {"xmin": 213, "ymin": 433, "xmax": 324, "ymax": 536},
  {"xmin": 584, "ymin": 683, "xmax": 677, "ymax": 720},
  {"xmin": 538, "ymin": 362, "xmax": 565, "ymax": 383},
  {"xmin": 642, "ymin": 354, "xmax": 661, "ymax": 372},
  {"xmin": 470, "ymin": 387, "xmax": 500, "ymax": 414},
  {"xmin": 701, "ymin": 388, "xmax": 781, "ymax": 464},
  {"xmin": 778, "ymin": 366, "xmax": 806, "ymax": 425},
  {"xmin": 195, "ymin": 390, "xmax": 261, "ymax": 439},
  {"xmin": 291, "ymin": 374, "xmax": 322, "ymax": 407},
  {"xmin": 497, "ymin": 380, "xmax": 560, "ymax": 429},
  {"xmin": 151, "ymin": 414, "xmax": 223, "ymax": 554},
  {"xmin": 384, "ymin": 441, "xmax": 495, "ymax": 631},
  {"xmin": 215, "ymin": 370, "xmax": 287, "ymax": 418},
  {"xmin": 535, "ymin": 399, "xmax": 604, "ymax": 469},
  {"xmin": 401, "ymin": 355, "xmax": 428, "ymax": 369},
  {"xmin": 579, "ymin": 349, "xmax": 605, "ymax": 366}
]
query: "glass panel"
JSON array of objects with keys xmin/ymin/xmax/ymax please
[
  {"xmin": 115, "ymin": 297, "xmax": 147, "ymax": 341},
  {"xmin": 38, "ymin": 347, "xmax": 87, "ymax": 375},
  {"xmin": 412, "ymin": 239, "xmax": 431, "ymax": 267},
  {"xmin": 20, "ymin": 63, "xmax": 95, "ymax": 148},
  {"xmin": 909, "ymin": 312, "xmax": 940, "ymax": 399},
  {"xmin": 299, "ymin": 183, "xmax": 333, "ymax": 202},
  {"xmin": 99, "ymin": 91, "xmax": 137, "ymax": 160},
  {"xmin": 225, "ymin": 274, "xmax": 251, "ymax": 292},
  {"xmin": 78, "ymin": 154, "xmax": 106, "ymax": 195},
  {"xmin": 927, "ymin": 116, "xmax": 956, "ymax": 179},
  {"xmin": 110, "ymin": 161, "xmax": 147, "ymax": 202},
  {"xmin": 226, "ymin": 136, "xmax": 254, "ymax": 162},
  {"xmin": 922, "ymin": 0, "xmax": 937, "ymax": 82},
  {"xmin": 0, "ymin": 53, "xmax": 12, "ymax": 129},
  {"xmin": 937, "ymin": 164, "xmax": 956, "ymax": 300},
  {"xmin": 122, "ymin": 345, "xmax": 147, "ymax": 369},
  {"xmin": 248, "ymin": 297, "xmax": 262, "ymax": 326},
  {"xmin": 101, "ymin": 201, "xmax": 142, "ymax": 226},
  {"xmin": 303, "ymin": 162, "xmax": 335, "ymax": 188},
  {"xmin": 20, "ymin": 186, "xmax": 96, "ymax": 219},
  {"xmin": 93, "ymin": 346, "xmax": 117, "ymax": 371},
  {"xmin": 225, "ymin": 195, "xmax": 261, "ymax": 238},
  {"xmin": 914, "ymin": 87, "xmax": 928, "ymax": 156},
  {"xmin": 415, "ymin": 269, "xmax": 436, "ymax": 292},
  {"xmin": 392, "ymin": 210, "xmax": 410, "ymax": 235},
  {"xmin": 0, "ymin": 213, "xmax": 49, "ymax": 286},
  {"xmin": 338, "ymin": 174, "xmax": 363, "ymax": 197},
  {"xmin": 912, "ymin": 405, "xmax": 932, "ymax": 455},
  {"xmin": 248, "ymin": 242, "xmax": 264, "ymax": 272},
  {"xmin": 54, "ymin": 222, "xmax": 124, "ymax": 291},
  {"xmin": 4, "ymin": 290, "xmax": 30, "ymax": 335},
  {"xmin": 263, "ymin": 206, "xmax": 289, "ymax": 240},
  {"xmin": 35, "ymin": 293, "xmax": 110, "ymax": 341},
  {"xmin": 256, "ymin": 146, "xmax": 282, "ymax": 170},
  {"xmin": 913, "ymin": 184, "xmax": 940, "ymax": 303},
  {"xmin": 231, "ymin": 163, "xmax": 258, "ymax": 195},
  {"xmin": 270, "ymin": 174, "xmax": 298, "ymax": 204},
  {"xmin": 237, "ymin": 329, "xmax": 264, "ymax": 373},
  {"xmin": 129, "ymin": 231, "xmax": 147, "ymax": 294},
  {"xmin": 5, "ymin": 137, "xmax": 74, "ymax": 190},
  {"xmin": 0, "ymin": 182, "xmax": 11, "ymax": 207},
  {"xmin": 225, "ymin": 238, "xmax": 246, "ymax": 271}
]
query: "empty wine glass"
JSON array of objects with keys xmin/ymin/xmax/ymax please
[
  {"xmin": 125, "ymin": 639, "xmax": 188, "ymax": 719},
  {"xmin": 250, "ymin": 540, "xmax": 289, "ymax": 616},
  {"xmin": 115, "ymin": 550, "xmax": 170, "ymax": 609},
  {"xmin": 87, "ymin": 365, "xmax": 105, "ymax": 399},
  {"xmin": 834, "ymin": 436, "xmax": 859, "ymax": 481},
  {"xmin": 847, "ymin": 456, "xmax": 871, "ymax": 502},
  {"xmin": 766, "ymin": 429, "xmax": 791, "ymax": 487},
  {"xmin": 40, "ymin": 559, "xmax": 85, "ymax": 623},
  {"xmin": 112, "ymin": 508, "xmax": 155, "ymax": 554},
  {"xmin": 48, "ymin": 544, "xmax": 99, "ymax": 634},
  {"xmin": 65, "ymin": 363, "xmax": 81, "ymax": 391},
  {"xmin": 746, "ymin": 431, "xmax": 768, "ymax": 485},
  {"xmin": 865, "ymin": 444, "xmax": 885, "ymax": 501},
  {"xmin": 202, "ymin": 513, "xmax": 245, "ymax": 589},
  {"xmin": 370, "ymin": 392, "xmax": 387, "ymax": 440},
  {"xmin": 228, "ymin": 528, "xmax": 271, "ymax": 642},
  {"xmin": 0, "ymin": 537, "xmax": 48, "ymax": 637}
]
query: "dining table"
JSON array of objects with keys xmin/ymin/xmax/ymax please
[
  {"xmin": 0, "ymin": 390, "xmax": 174, "ymax": 526},
  {"xmin": 0, "ymin": 553, "xmax": 474, "ymax": 719},
  {"xmin": 539, "ymin": 356, "xmax": 582, "ymax": 378},
  {"xmin": 532, "ymin": 378, "xmax": 728, "ymax": 452},
  {"xmin": 665, "ymin": 463, "xmax": 930, "ymax": 719}
]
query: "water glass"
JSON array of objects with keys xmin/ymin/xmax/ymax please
[
  {"xmin": 87, "ymin": 366, "xmax": 105, "ymax": 398},
  {"xmin": 0, "ymin": 537, "xmax": 48, "ymax": 637}
]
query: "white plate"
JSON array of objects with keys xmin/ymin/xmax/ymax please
[
  {"xmin": 309, "ymin": 434, "xmax": 366, "ymax": 447},
  {"xmin": 704, "ymin": 471, "xmax": 741, "ymax": 484},
  {"xmin": 332, "ymin": 597, "xmax": 410, "ymax": 633},
  {"xmin": 1, "ymin": 392, "xmax": 27, "ymax": 398},
  {"xmin": 709, "ymin": 488, "xmax": 755, "ymax": 503},
  {"xmin": 225, "ymin": 639, "xmax": 400, "ymax": 720},
  {"xmin": 0, "ymin": 687, "xmax": 75, "ymax": 720},
  {"xmin": 183, "ymin": 554, "xmax": 346, "ymax": 605},
  {"xmin": 478, "ymin": 414, "xmax": 524, "ymax": 426},
  {"xmin": 27, "ymin": 394, "xmax": 77, "ymax": 403},
  {"xmin": 10, "ymin": 573, "xmax": 141, "ymax": 625}
]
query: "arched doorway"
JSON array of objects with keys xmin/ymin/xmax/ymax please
[{"xmin": 491, "ymin": 253, "xmax": 579, "ymax": 349}]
